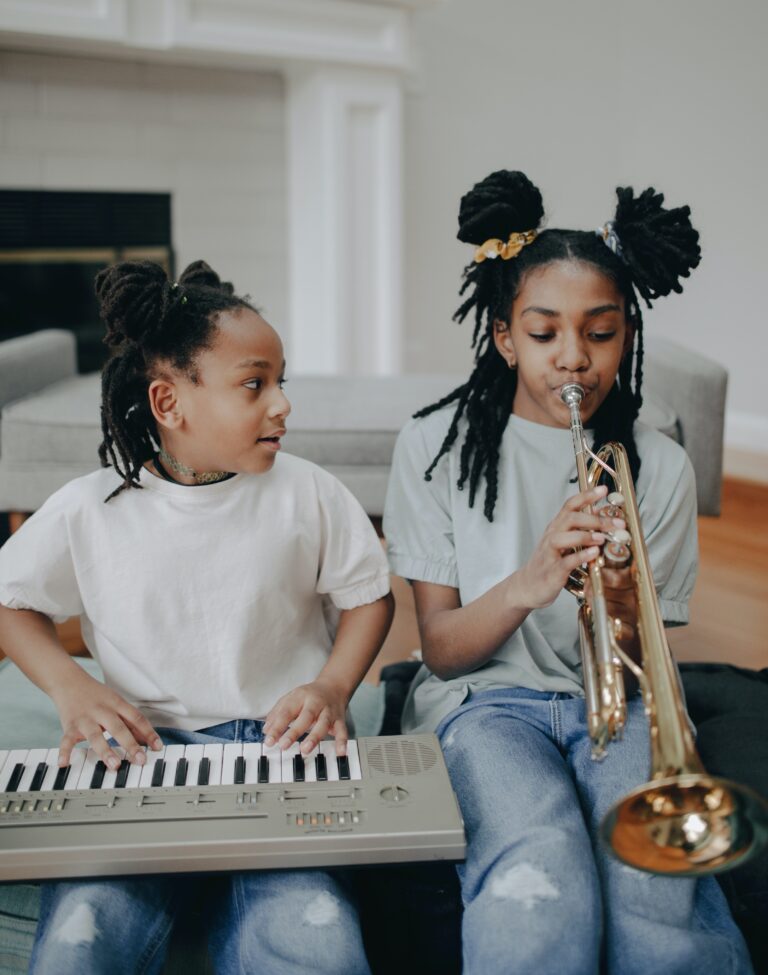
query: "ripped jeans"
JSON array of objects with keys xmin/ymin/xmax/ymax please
[
  {"xmin": 29, "ymin": 720, "xmax": 371, "ymax": 975},
  {"xmin": 437, "ymin": 688, "xmax": 754, "ymax": 975}
]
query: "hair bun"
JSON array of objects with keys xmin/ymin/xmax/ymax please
[
  {"xmin": 95, "ymin": 261, "xmax": 171, "ymax": 347},
  {"xmin": 612, "ymin": 186, "xmax": 701, "ymax": 303},
  {"xmin": 457, "ymin": 170, "xmax": 544, "ymax": 245},
  {"xmin": 177, "ymin": 260, "xmax": 234, "ymax": 295}
]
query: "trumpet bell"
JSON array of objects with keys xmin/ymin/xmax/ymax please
[{"xmin": 602, "ymin": 774, "xmax": 768, "ymax": 876}]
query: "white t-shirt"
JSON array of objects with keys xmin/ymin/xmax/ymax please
[
  {"xmin": 0, "ymin": 455, "xmax": 390, "ymax": 730},
  {"xmin": 383, "ymin": 408, "xmax": 698, "ymax": 734}
]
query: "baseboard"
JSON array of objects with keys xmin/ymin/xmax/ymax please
[
  {"xmin": 724, "ymin": 447, "xmax": 768, "ymax": 485},
  {"xmin": 724, "ymin": 410, "xmax": 768, "ymax": 484}
]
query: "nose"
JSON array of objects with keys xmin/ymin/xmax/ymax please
[
  {"xmin": 556, "ymin": 332, "xmax": 590, "ymax": 372},
  {"xmin": 269, "ymin": 386, "xmax": 291, "ymax": 420}
]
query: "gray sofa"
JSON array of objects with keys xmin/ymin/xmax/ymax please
[{"xmin": 0, "ymin": 329, "xmax": 727, "ymax": 517}]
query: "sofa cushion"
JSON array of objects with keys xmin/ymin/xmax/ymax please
[{"xmin": 0, "ymin": 372, "xmax": 678, "ymax": 514}]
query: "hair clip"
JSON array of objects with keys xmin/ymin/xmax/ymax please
[
  {"xmin": 596, "ymin": 222, "xmax": 624, "ymax": 260},
  {"xmin": 474, "ymin": 230, "xmax": 537, "ymax": 263}
]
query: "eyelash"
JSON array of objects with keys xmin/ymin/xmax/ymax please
[
  {"xmin": 529, "ymin": 332, "xmax": 616, "ymax": 343},
  {"xmin": 243, "ymin": 377, "xmax": 288, "ymax": 391}
]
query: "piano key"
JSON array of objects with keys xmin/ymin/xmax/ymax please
[
  {"xmin": 150, "ymin": 760, "xmax": 166, "ymax": 787},
  {"xmin": 0, "ymin": 750, "xmax": 29, "ymax": 792},
  {"xmin": 101, "ymin": 748, "xmax": 127, "ymax": 789},
  {"xmin": 197, "ymin": 757, "xmax": 211, "ymax": 786},
  {"xmin": 346, "ymin": 740, "xmax": 362, "ymax": 781},
  {"xmin": 30, "ymin": 763, "xmax": 48, "ymax": 792},
  {"xmin": 262, "ymin": 743, "xmax": 283, "ymax": 783},
  {"xmin": 281, "ymin": 743, "xmax": 301, "ymax": 782},
  {"xmin": 301, "ymin": 745, "xmax": 319, "ymax": 783},
  {"xmin": 40, "ymin": 749, "xmax": 62, "ymax": 791},
  {"xmin": 234, "ymin": 756, "xmax": 246, "ymax": 785},
  {"xmin": 315, "ymin": 753, "xmax": 328, "ymax": 782},
  {"xmin": 337, "ymin": 755, "xmax": 351, "ymax": 781},
  {"xmin": 77, "ymin": 749, "xmax": 102, "ymax": 789},
  {"xmin": 6, "ymin": 763, "xmax": 25, "ymax": 793},
  {"xmin": 114, "ymin": 760, "xmax": 130, "ymax": 789},
  {"xmin": 292, "ymin": 753, "xmax": 305, "ymax": 783},
  {"xmin": 0, "ymin": 752, "xmax": 9, "ymax": 783},
  {"xmin": 51, "ymin": 749, "xmax": 86, "ymax": 791},
  {"xmin": 257, "ymin": 756, "xmax": 269, "ymax": 784},
  {"xmin": 173, "ymin": 757, "xmax": 189, "ymax": 787},
  {"xmin": 202, "ymin": 745, "xmax": 223, "ymax": 786},
  {"xmin": 318, "ymin": 741, "xmax": 340, "ymax": 782},
  {"xmin": 182, "ymin": 745, "xmax": 204, "ymax": 786},
  {"xmin": 161, "ymin": 746, "xmax": 186, "ymax": 787},
  {"xmin": 221, "ymin": 744, "xmax": 243, "ymax": 786},
  {"xmin": 138, "ymin": 746, "xmax": 166, "ymax": 788},
  {"xmin": 18, "ymin": 749, "xmax": 49, "ymax": 792},
  {"xmin": 242, "ymin": 743, "xmax": 262, "ymax": 784},
  {"xmin": 90, "ymin": 761, "xmax": 107, "ymax": 790}
]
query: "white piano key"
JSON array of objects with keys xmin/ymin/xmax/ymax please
[
  {"xmin": 183, "ymin": 744, "xmax": 204, "ymax": 786},
  {"xmin": 221, "ymin": 743, "xmax": 243, "ymax": 785},
  {"xmin": 76, "ymin": 748, "xmax": 102, "ymax": 789},
  {"xmin": 18, "ymin": 749, "xmax": 50, "ymax": 792},
  {"xmin": 281, "ymin": 742, "xmax": 302, "ymax": 782},
  {"xmin": 302, "ymin": 744, "xmax": 319, "ymax": 783},
  {"xmin": 0, "ymin": 749, "xmax": 29, "ymax": 791},
  {"xmin": 138, "ymin": 746, "xmax": 166, "ymax": 788},
  {"xmin": 124, "ymin": 749, "xmax": 145, "ymax": 788},
  {"xmin": 161, "ymin": 745, "xmax": 186, "ymax": 787},
  {"xmin": 202, "ymin": 744, "xmax": 224, "ymax": 785},
  {"xmin": 262, "ymin": 743, "xmax": 283, "ymax": 783},
  {"xmin": 242, "ymin": 743, "xmax": 262, "ymax": 784},
  {"xmin": 100, "ymin": 747, "xmax": 126, "ymax": 789},
  {"xmin": 318, "ymin": 741, "xmax": 340, "ymax": 782},
  {"xmin": 40, "ymin": 748, "xmax": 61, "ymax": 791},
  {"xmin": 346, "ymin": 740, "xmax": 362, "ymax": 781},
  {"xmin": 0, "ymin": 751, "xmax": 9, "ymax": 782},
  {"xmin": 62, "ymin": 748, "xmax": 87, "ymax": 789}
]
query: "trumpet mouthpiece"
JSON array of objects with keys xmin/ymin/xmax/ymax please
[{"xmin": 561, "ymin": 383, "xmax": 585, "ymax": 407}]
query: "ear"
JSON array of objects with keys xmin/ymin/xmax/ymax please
[
  {"xmin": 148, "ymin": 377, "xmax": 183, "ymax": 430},
  {"xmin": 492, "ymin": 318, "xmax": 517, "ymax": 368}
]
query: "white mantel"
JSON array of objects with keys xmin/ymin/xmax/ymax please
[{"xmin": 0, "ymin": 0, "xmax": 438, "ymax": 373}]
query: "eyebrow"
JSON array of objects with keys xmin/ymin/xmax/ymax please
[
  {"xmin": 520, "ymin": 304, "xmax": 622, "ymax": 318},
  {"xmin": 234, "ymin": 358, "xmax": 286, "ymax": 371}
]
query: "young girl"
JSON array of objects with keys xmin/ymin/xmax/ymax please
[
  {"xmin": 0, "ymin": 259, "xmax": 393, "ymax": 975},
  {"xmin": 383, "ymin": 171, "xmax": 753, "ymax": 974}
]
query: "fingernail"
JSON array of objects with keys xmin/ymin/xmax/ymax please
[
  {"xmin": 108, "ymin": 756, "xmax": 119, "ymax": 770},
  {"xmin": 264, "ymin": 735, "xmax": 275, "ymax": 747},
  {"xmin": 279, "ymin": 737, "xmax": 291, "ymax": 750},
  {"xmin": 591, "ymin": 532, "xmax": 605, "ymax": 541},
  {"xmin": 152, "ymin": 738, "xmax": 163, "ymax": 750},
  {"xmin": 587, "ymin": 546, "xmax": 600, "ymax": 554},
  {"xmin": 612, "ymin": 518, "xmax": 625, "ymax": 527},
  {"xmin": 135, "ymin": 752, "xmax": 146, "ymax": 766}
]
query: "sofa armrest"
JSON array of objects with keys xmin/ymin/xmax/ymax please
[
  {"xmin": 0, "ymin": 330, "xmax": 77, "ymax": 413},
  {"xmin": 643, "ymin": 336, "xmax": 727, "ymax": 516}
]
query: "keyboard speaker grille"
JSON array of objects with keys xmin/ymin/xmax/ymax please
[{"xmin": 366, "ymin": 740, "xmax": 438, "ymax": 776}]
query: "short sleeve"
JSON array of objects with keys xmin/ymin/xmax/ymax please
[
  {"xmin": 641, "ymin": 449, "xmax": 699, "ymax": 627},
  {"xmin": 383, "ymin": 417, "xmax": 459, "ymax": 588},
  {"xmin": 0, "ymin": 486, "xmax": 85, "ymax": 623},
  {"xmin": 314, "ymin": 472, "xmax": 390, "ymax": 610}
]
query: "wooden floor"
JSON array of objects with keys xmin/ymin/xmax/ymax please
[{"xmin": 365, "ymin": 477, "xmax": 768, "ymax": 683}]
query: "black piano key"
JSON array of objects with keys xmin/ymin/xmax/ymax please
[
  {"xmin": 337, "ymin": 755, "xmax": 351, "ymax": 781},
  {"xmin": 234, "ymin": 755, "xmax": 246, "ymax": 785},
  {"xmin": 30, "ymin": 762, "xmax": 48, "ymax": 792},
  {"xmin": 151, "ymin": 760, "xmax": 166, "ymax": 787},
  {"xmin": 315, "ymin": 754, "xmax": 327, "ymax": 782},
  {"xmin": 197, "ymin": 757, "xmax": 211, "ymax": 786},
  {"xmin": 90, "ymin": 761, "xmax": 107, "ymax": 789},
  {"xmin": 6, "ymin": 763, "xmax": 25, "ymax": 793},
  {"xmin": 257, "ymin": 756, "xmax": 269, "ymax": 783},
  {"xmin": 115, "ymin": 760, "xmax": 130, "ymax": 789},
  {"xmin": 52, "ymin": 765, "xmax": 71, "ymax": 790},
  {"xmin": 174, "ymin": 758, "xmax": 189, "ymax": 787},
  {"xmin": 292, "ymin": 754, "xmax": 305, "ymax": 783}
]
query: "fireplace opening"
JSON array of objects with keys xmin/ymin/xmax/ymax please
[{"xmin": 0, "ymin": 190, "xmax": 173, "ymax": 373}]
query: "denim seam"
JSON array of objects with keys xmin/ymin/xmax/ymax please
[
  {"xmin": 550, "ymin": 697, "xmax": 563, "ymax": 747},
  {"xmin": 136, "ymin": 902, "xmax": 176, "ymax": 975}
]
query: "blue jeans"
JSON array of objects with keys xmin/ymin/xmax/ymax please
[
  {"xmin": 29, "ymin": 720, "xmax": 371, "ymax": 975},
  {"xmin": 436, "ymin": 688, "xmax": 754, "ymax": 975}
]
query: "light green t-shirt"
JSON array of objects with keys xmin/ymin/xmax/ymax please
[{"xmin": 383, "ymin": 408, "xmax": 698, "ymax": 734}]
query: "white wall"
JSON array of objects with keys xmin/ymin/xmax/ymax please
[
  {"xmin": 0, "ymin": 50, "xmax": 287, "ymax": 327},
  {"xmin": 402, "ymin": 0, "xmax": 768, "ymax": 460}
]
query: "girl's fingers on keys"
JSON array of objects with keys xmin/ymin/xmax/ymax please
[
  {"xmin": 332, "ymin": 719, "xmax": 349, "ymax": 757},
  {"xmin": 106, "ymin": 716, "xmax": 143, "ymax": 766},
  {"xmin": 57, "ymin": 729, "xmax": 85, "ymax": 767},
  {"xmin": 122, "ymin": 706, "xmax": 162, "ymax": 751},
  {"xmin": 301, "ymin": 710, "xmax": 331, "ymax": 755},
  {"xmin": 263, "ymin": 703, "xmax": 296, "ymax": 746},
  {"xmin": 278, "ymin": 706, "xmax": 317, "ymax": 749}
]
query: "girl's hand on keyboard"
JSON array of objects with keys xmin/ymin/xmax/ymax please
[
  {"xmin": 262, "ymin": 679, "xmax": 349, "ymax": 757},
  {"xmin": 51, "ymin": 667, "xmax": 163, "ymax": 770}
]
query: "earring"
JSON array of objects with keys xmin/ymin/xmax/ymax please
[{"xmin": 507, "ymin": 359, "xmax": 516, "ymax": 370}]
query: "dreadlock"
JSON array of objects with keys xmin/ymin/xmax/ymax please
[
  {"xmin": 417, "ymin": 170, "xmax": 701, "ymax": 521},
  {"xmin": 96, "ymin": 259, "xmax": 256, "ymax": 501}
]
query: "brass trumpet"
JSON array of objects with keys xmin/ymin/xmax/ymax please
[{"xmin": 561, "ymin": 382, "xmax": 768, "ymax": 876}]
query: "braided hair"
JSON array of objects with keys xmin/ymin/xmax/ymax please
[
  {"xmin": 417, "ymin": 171, "xmax": 701, "ymax": 521},
  {"xmin": 95, "ymin": 259, "xmax": 256, "ymax": 501}
]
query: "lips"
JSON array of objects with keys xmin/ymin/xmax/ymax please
[{"xmin": 257, "ymin": 429, "xmax": 286, "ymax": 450}]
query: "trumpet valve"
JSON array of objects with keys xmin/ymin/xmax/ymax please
[{"xmin": 604, "ymin": 539, "xmax": 632, "ymax": 568}]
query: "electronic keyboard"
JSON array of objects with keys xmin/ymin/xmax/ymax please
[{"xmin": 0, "ymin": 736, "xmax": 465, "ymax": 882}]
